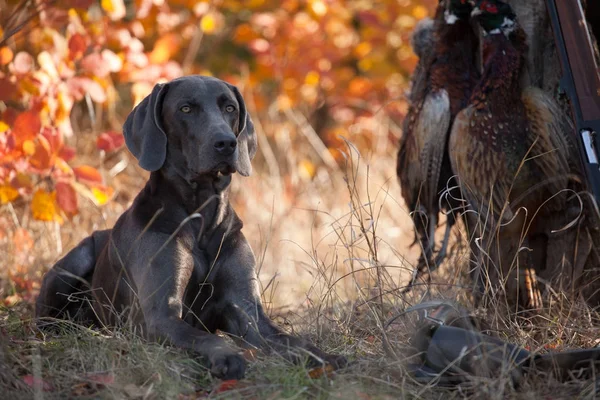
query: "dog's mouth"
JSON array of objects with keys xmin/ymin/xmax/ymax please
[{"xmin": 213, "ymin": 162, "xmax": 235, "ymax": 177}]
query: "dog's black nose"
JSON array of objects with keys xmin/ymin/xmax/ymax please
[{"xmin": 214, "ymin": 136, "xmax": 237, "ymax": 156}]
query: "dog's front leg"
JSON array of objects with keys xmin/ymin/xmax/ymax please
[
  {"xmin": 133, "ymin": 237, "xmax": 246, "ymax": 379},
  {"xmin": 216, "ymin": 237, "xmax": 346, "ymax": 369}
]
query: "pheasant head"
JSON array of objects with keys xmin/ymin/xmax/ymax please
[
  {"xmin": 471, "ymin": 0, "xmax": 517, "ymax": 37},
  {"xmin": 445, "ymin": 0, "xmax": 474, "ymax": 24}
]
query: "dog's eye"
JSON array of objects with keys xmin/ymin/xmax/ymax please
[
  {"xmin": 225, "ymin": 105, "xmax": 236, "ymax": 113},
  {"xmin": 180, "ymin": 105, "xmax": 191, "ymax": 113}
]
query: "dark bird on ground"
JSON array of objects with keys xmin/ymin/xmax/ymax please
[
  {"xmin": 397, "ymin": 0, "xmax": 480, "ymax": 280},
  {"xmin": 449, "ymin": 0, "xmax": 573, "ymax": 310}
]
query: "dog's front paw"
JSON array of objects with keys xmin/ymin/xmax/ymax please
[
  {"xmin": 323, "ymin": 353, "xmax": 348, "ymax": 370},
  {"xmin": 306, "ymin": 352, "xmax": 347, "ymax": 370},
  {"xmin": 209, "ymin": 350, "xmax": 246, "ymax": 380}
]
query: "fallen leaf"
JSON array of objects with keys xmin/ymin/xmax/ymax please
[
  {"xmin": 22, "ymin": 375, "xmax": 54, "ymax": 391},
  {"xmin": 123, "ymin": 383, "xmax": 146, "ymax": 398},
  {"xmin": 70, "ymin": 371, "xmax": 115, "ymax": 396},
  {"xmin": 214, "ymin": 379, "xmax": 241, "ymax": 393},
  {"xmin": 307, "ymin": 364, "xmax": 335, "ymax": 379},
  {"xmin": 4, "ymin": 293, "xmax": 22, "ymax": 306},
  {"xmin": 87, "ymin": 372, "xmax": 115, "ymax": 386}
]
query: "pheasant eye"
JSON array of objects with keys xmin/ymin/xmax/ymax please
[
  {"xmin": 180, "ymin": 105, "xmax": 191, "ymax": 113},
  {"xmin": 225, "ymin": 105, "xmax": 236, "ymax": 113},
  {"xmin": 485, "ymin": 4, "xmax": 498, "ymax": 13}
]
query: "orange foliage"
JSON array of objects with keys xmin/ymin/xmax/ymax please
[{"xmin": 0, "ymin": 0, "xmax": 435, "ymax": 222}]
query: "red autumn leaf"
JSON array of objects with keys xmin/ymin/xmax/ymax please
[
  {"xmin": 22, "ymin": 375, "xmax": 54, "ymax": 392},
  {"xmin": 74, "ymin": 165, "xmax": 103, "ymax": 185},
  {"xmin": 56, "ymin": 181, "xmax": 78, "ymax": 214},
  {"xmin": 307, "ymin": 364, "xmax": 335, "ymax": 379},
  {"xmin": 81, "ymin": 52, "xmax": 112, "ymax": 78},
  {"xmin": 67, "ymin": 77, "xmax": 107, "ymax": 103},
  {"xmin": 41, "ymin": 127, "xmax": 63, "ymax": 155},
  {"xmin": 0, "ymin": 78, "xmax": 18, "ymax": 102},
  {"xmin": 12, "ymin": 111, "xmax": 42, "ymax": 144},
  {"xmin": 86, "ymin": 372, "xmax": 115, "ymax": 386},
  {"xmin": 59, "ymin": 146, "xmax": 76, "ymax": 162},
  {"xmin": 28, "ymin": 135, "xmax": 53, "ymax": 170},
  {"xmin": 12, "ymin": 51, "xmax": 34, "ymax": 74},
  {"xmin": 214, "ymin": 379, "xmax": 240, "ymax": 394},
  {"xmin": 68, "ymin": 33, "xmax": 88, "ymax": 61},
  {"xmin": 96, "ymin": 131, "xmax": 125, "ymax": 152}
]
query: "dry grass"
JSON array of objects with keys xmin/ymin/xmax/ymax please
[{"xmin": 1, "ymin": 108, "xmax": 600, "ymax": 399}]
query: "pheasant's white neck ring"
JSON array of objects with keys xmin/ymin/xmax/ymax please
[
  {"xmin": 483, "ymin": 28, "xmax": 502, "ymax": 36},
  {"xmin": 501, "ymin": 17, "xmax": 516, "ymax": 36},
  {"xmin": 444, "ymin": 10, "xmax": 459, "ymax": 24}
]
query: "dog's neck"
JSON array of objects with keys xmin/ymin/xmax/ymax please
[
  {"xmin": 151, "ymin": 169, "xmax": 231, "ymax": 216},
  {"xmin": 134, "ymin": 170, "xmax": 236, "ymax": 245}
]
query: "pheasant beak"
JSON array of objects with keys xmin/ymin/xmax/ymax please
[{"xmin": 471, "ymin": 7, "xmax": 482, "ymax": 17}]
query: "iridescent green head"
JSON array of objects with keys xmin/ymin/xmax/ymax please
[{"xmin": 472, "ymin": 0, "xmax": 517, "ymax": 37}]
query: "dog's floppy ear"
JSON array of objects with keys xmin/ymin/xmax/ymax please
[
  {"xmin": 123, "ymin": 83, "xmax": 168, "ymax": 171},
  {"xmin": 227, "ymin": 83, "xmax": 257, "ymax": 177}
]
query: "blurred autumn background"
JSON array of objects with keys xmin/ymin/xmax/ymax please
[{"xmin": 0, "ymin": 0, "xmax": 438, "ymax": 313}]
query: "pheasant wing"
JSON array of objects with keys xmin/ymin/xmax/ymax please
[
  {"xmin": 521, "ymin": 87, "xmax": 572, "ymax": 209},
  {"xmin": 415, "ymin": 90, "xmax": 452, "ymax": 213}
]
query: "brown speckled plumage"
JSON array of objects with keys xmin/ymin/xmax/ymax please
[
  {"xmin": 397, "ymin": 0, "xmax": 480, "ymax": 271},
  {"xmin": 449, "ymin": 1, "xmax": 573, "ymax": 309}
]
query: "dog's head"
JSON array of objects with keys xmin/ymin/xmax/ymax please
[{"xmin": 123, "ymin": 75, "xmax": 257, "ymax": 181}]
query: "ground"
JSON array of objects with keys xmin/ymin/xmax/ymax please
[{"xmin": 1, "ymin": 130, "xmax": 600, "ymax": 399}]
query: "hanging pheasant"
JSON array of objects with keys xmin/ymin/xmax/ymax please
[
  {"xmin": 397, "ymin": 0, "xmax": 480, "ymax": 277},
  {"xmin": 448, "ymin": 0, "xmax": 573, "ymax": 309}
]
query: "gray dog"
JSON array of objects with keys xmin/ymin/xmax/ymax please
[{"xmin": 36, "ymin": 75, "xmax": 345, "ymax": 379}]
